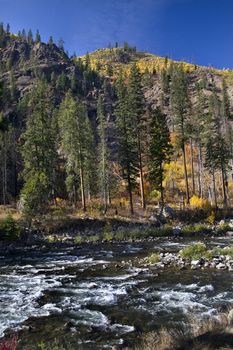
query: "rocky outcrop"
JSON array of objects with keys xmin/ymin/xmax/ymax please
[
  {"xmin": 143, "ymin": 251, "xmax": 233, "ymax": 271},
  {"xmin": 0, "ymin": 38, "xmax": 72, "ymax": 99}
]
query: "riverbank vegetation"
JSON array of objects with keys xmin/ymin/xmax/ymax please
[
  {"xmin": 127, "ymin": 310, "xmax": 233, "ymax": 350},
  {"xmin": 1, "ymin": 308, "xmax": 233, "ymax": 350},
  {"xmin": 0, "ymin": 203, "xmax": 232, "ymax": 244},
  {"xmin": 180, "ymin": 242, "xmax": 233, "ymax": 260}
]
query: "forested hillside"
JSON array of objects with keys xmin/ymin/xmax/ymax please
[{"xmin": 1, "ymin": 23, "xmax": 233, "ymax": 219}]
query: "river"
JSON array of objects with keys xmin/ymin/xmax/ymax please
[{"xmin": 0, "ymin": 236, "xmax": 233, "ymax": 349}]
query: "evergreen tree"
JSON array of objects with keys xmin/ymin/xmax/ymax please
[
  {"xmin": 171, "ymin": 64, "xmax": 190, "ymax": 204},
  {"xmin": 210, "ymin": 89, "xmax": 230, "ymax": 207},
  {"xmin": 17, "ymin": 30, "xmax": 22, "ymax": 39},
  {"xmin": 85, "ymin": 52, "xmax": 91, "ymax": 70},
  {"xmin": 27, "ymin": 29, "xmax": 33, "ymax": 44},
  {"xmin": 221, "ymin": 78, "xmax": 231, "ymax": 130},
  {"xmin": 148, "ymin": 108, "xmax": 173, "ymax": 208},
  {"xmin": 35, "ymin": 30, "xmax": 41, "ymax": 43},
  {"xmin": 58, "ymin": 38, "xmax": 64, "ymax": 51},
  {"xmin": 48, "ymin": 36, "xmax": 54, "ymax": 46},
  {"xmin": 193, "ymin": 81, "xmax": 206, "ymax": 197},
  {"xmin": 20, "ymin": 81, "xmax": 57, "ymax": 218},
  {"xmin": 204, "ymin": 133, "xmax": 218, "ymax": 208},
  {"xmin": 115, "ymin": 71, "xmax": 138, "ymax": 214},
  {"xmin": 58, "ymin": 92, "xmax": 90, "ymax": 211},
  {"xmin": 22, "ymin": 29, "xmax": 26, "ymax": 41},
  {"xmin": 0, "ymin": 112, "xmax": 9, "ymax": 204},
  {"xmin": 82, "ymin": 71, "xmax": 88, "ymax": 95},
  {"xmin": 221, "ymin": 78, "xmax": 233, "ymax": 182},
  {"xmin": 71, "ymin": 70, "xmax": 78, "ymax": 92},
  {"xmin": 56, "ymin": 71, "xmax": 68, "ymax": 92},
  {"xmin": 83, "ymin": 113, "xmax": 97, "ymax": 202},
  {"xmin": 204, "ymin": 88, "xmax": 230, "ymax": 207},
  {"xmin": 127, "ymin": 63, "xmax": 146, "ymax": 209},
  {"xmin": 97, "ymin": 96, "xmax": 110, "ymax": 211},
  {"xmin": 6, "ymin": 23, "xmax": 10, "ymax": 34}
]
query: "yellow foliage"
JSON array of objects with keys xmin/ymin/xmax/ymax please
[
  {"xmin": 111, "ymin": 196, "xmax": 129, "ymax": 207},
  {"xmin": 206, "ymin": 211, "xmax": 216, "ymax": 225},
  {"xmin": 78, "ymin": 48, "xmax": 198, "ymax": 79},
  {"xmin": 55, "ymin": 197, "xmax": 63, "ymax": 205},
  {"xmin": 190, "ymin": 195, "xmax": 211, "ymax": 209}
]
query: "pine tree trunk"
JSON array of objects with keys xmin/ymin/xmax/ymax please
[
  {"xmin": 190, "ymin": 138, "xmax": 195, "ymax": 196},
  {"xmin": 2, "ymin": 134, "xmax": 7, "ymax": 205},
  {"xmin": 73, "ymin": 184, "xmax": 77, "ymax": 208},
  {"xmin": 80, "ymin": 165, "xmax": 86, "ymax": 212},
  {"xmin": 126, "ymin": 163, "xmax": 134, "ymax": 215},
  {"xmin": 181, "ymin": 143, "xmax": 190, "ymax": 204},
  {"xmin": 212, "ymin": 167, "xmax": 217, "ymax": 210},
  {"xmin": 104, "ymin": 183, "xmax": 108, "ymax": 213},
  {"xmin": 159, "ymin": 164, "xmax": 164, "ymax": 214},
  {"xmin": 138, "ymin": 133, "xmax": 146, "ymax": 210},
  {"xmin": 12, "ymin": 122, "xmax": 17, "ymax": 198},
  {"xmin": 221, "ymin": 163, "xmax": 228, "ymax": 208},
  {"xmin": 107, "ymin": 189, "xmax": 111, "ymax": 206},
  {"xmin": 197, "ymin": 143, "xmax": 203, "ymax": 198},
  {"xmin": 139, "ymin": 165, "xmax": 145, "ymax": 210}
]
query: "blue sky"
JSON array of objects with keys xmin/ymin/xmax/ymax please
[{"xmin": 0, "ymin": 0, "xmax": 233, "ymax": 68}]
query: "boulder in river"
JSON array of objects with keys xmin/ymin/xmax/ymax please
[{"xmin": 216, "ymin": 263, "xmax": 227, "ymax": 269}]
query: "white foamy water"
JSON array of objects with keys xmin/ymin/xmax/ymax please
[
  {"xmin": 0, "ymin": 239, "xmax": 233, "ymax": 347},
  {"xmin": 0, "ymin": 253, "xmax": 111, "ymax": 338},
  {"xmin": 0, "ymin": 273, "xmax": 62, "ymax": 337}
]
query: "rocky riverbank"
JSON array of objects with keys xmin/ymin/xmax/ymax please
[{"xmin": 141, "ymin": 243, "xmax": 233, "ymax": 271}]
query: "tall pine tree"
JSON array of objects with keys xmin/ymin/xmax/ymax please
[
  {"xmin": 20, "ymin": 80, "xmax": 57, "ymax": 218},
  {"xmin": 171, "ymin": 64, "xmax": 190, "ymax": 204},
  {"xmin": 127, "ymin": 63, "xmax": 146, "ymax": 209},
  {"xmin": 148, "ymin": 107, "xmax": 173, "ymax": 208},
  {"xmin": 115, "ymin": 71, "xmax": 138, "ymax": 214},
  {"xmin": 97, "ymin": 96, "xmax": 110, "ymax": 212}
]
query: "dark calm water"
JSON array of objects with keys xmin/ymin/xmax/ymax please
[{"xmin": 0, "ymin": 236, "xmax": 233, "ymax": 349}]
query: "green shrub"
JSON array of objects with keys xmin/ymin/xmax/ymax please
[
  {"xmin": 114, "ymin": 230, "xmax": 126, "ymax": 241},
  {"xmin": 212, "ymin": 245, "xmax": 233, "ymax": 258},
  {"xmin": 74, "ymin": 235, "xmax": 84, "ymax": 244},
  {"xmin": 102, "ymin": 231, "xmax": 114, "ymax": 241},
  {"xmin": 221, "ymin": 246, "xmax": 233, "ymax": 257},
  {"xmin": 129, "ymin": 229, "xmax": 142, "ymax": 239},
  {"xmin": 182, "ymin": 224, "xmax": 211, "ymax": 235},
  {"xmin": 216, "ymin": 223, "xmax": 231, "ymax": 234},
  {"xmin": 161, "ymin": 224, "xmax": 173, "ymax": 236},
  {"xmin": 147, "ymin": 253, "xmax": 161, "ymax": 264},
  {"xmin": 0, "ymin": 215, "xmax": 19, "ymax": 240},
  {"xmin": 88, "ymin": 235, "xmax": 99, "ymax": 243},
  {"xmin": 179, "ymin": 242, "xmax": 212, "ymax": 260}
]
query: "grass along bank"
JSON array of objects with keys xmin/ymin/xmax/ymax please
[{"xmin": 145, "ymin": 242, "xmax": 233, "ymax": 271}]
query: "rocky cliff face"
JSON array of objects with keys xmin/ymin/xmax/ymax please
[
  {"xmin": 0, "ymin": 37, "xmax": 71, "ymax": 96},
  {"xmin": 1, "ymin": 38, "xmax": 233, "ymax": 123}
]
